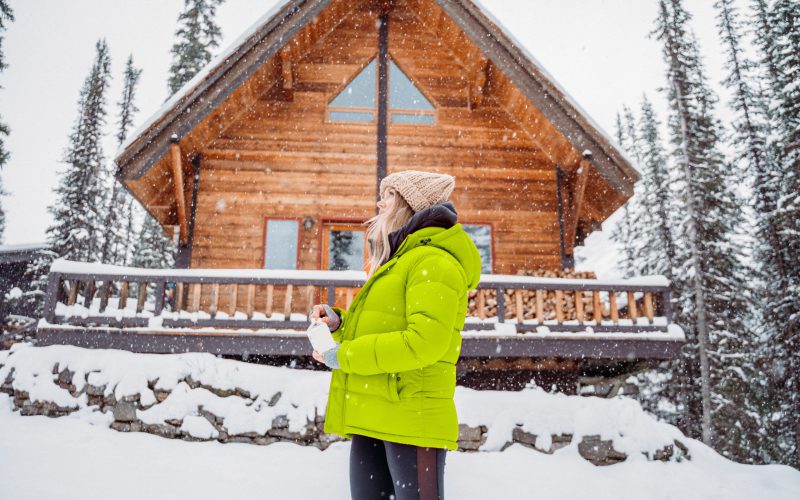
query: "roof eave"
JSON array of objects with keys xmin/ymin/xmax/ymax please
[
  {"xmin": 439, "ymin": 0, "xmax": 639, "ymax": 196},
  {"xmin": 113, "ymin": 0, "xmax": 331, "ymax": 183}
]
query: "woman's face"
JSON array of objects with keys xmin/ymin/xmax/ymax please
[{"xmin": 377, "ymin": 188, "xmax": 396, "ymax": 215}]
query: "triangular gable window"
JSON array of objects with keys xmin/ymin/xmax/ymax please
[{"xmin": 329, "ymin": 57, "xmax": 434, "ymax": 124}]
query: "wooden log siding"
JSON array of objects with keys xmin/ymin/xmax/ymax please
[
  {"xmin": 184, "ymin": 0, "xmax": 563, "ymax": 275},
  {"xmin": 41, "ymin": 267, "xmax": 674, "ymax": 336}
]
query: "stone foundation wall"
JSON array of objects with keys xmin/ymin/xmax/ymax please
[{"xmin": 1, "ymin": 363, "xmax": 689, "ymax": 467}]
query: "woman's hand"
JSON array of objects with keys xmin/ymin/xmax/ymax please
[
  {"xmin": 310, "ymin": 303, "xmax": 341, "ymax": 331},
  {"xmin": 310, "ymin": 304, "xmax": 331, "ymax": 325},
  {"xmin": 312, "ymin": 350, "xmax": 325, "ymax": 363}
]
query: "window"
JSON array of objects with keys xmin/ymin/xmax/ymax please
[
  {"xmin": 328, "ymin": 57, "xmax": 434, "ymax": 124},
  {"xmin": 462, "ymin": 224, "xmax": 492, "ymax": 274},
  {"xmin": 264, "ymin": 219, "xmax": 299, "ymax": 269},
  {"xmin": 388, "ymin": 60, "xmax": 434, "ymax": 124},
  {"xmin": 328, "ymin": 229, "xmax": 365, "ymax": 271},
  {"xmin": 329, "ymin": 59, "xmax": 376, "ymax": 122}
]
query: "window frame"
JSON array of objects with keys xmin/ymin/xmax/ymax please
[
  {"xmin": 461, "ymin": 222, "xmax": 495, "ymax": 274},
  {"xmin": 262, "ymin": 217, "xmax": 302, "ymax": 270},
  {"xmin": 387, "ymin": 57, "xmax": 436, "ymax": 125},
  {"xmin": 318, "ymin": 218, "xmax": 370, "ymax": 272},
  {"xmin": 325, "ymin": 54, "xmax": 437, "ymax": 126}
]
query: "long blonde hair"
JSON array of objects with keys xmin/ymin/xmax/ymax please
[{"xmin": 365, "ymin": 187, "xmax": 414, "ymax": 276}]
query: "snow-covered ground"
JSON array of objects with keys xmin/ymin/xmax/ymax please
[
  {"xmin": 1, "ymin": 394, "xmax": 798, "ymax": 500},
  {"xmin": 1, "ymin": 344, "xmax": 799, "ymax": 499}
]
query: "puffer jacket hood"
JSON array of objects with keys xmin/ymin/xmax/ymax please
[{"xmin": 388, "ymin": 201, "xmax": 481, "ymax": 290}]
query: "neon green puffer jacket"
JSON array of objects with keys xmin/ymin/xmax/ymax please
[{"xmin": 323, "ymin": 221, "xmax": 481, "ymax": 450}]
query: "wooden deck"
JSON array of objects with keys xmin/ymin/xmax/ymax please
[{"xmin": 37, "ymin": 261, "xmax": 683, "ymax": 366}]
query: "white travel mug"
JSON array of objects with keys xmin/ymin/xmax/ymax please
[{"xmin": 306, "ymin": 320, "xmax": 337, "ymax": 353}]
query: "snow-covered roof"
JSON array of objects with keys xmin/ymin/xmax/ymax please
[{"xmin": 0, "ymin": 242, "xmax": 49, "ymax": 264}]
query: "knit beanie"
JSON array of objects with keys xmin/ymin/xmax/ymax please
[{"xmin": 380, "ymin": 170, "xmax": 455, "ymax": 213}]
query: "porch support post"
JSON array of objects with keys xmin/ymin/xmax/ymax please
[
  {"xmin": 564, "ymin": 157, "xmax": 590, "ymax": 251},
  {"xmin": 175, "ymin": 154, "xmax": 202, "ymax": 269},
  {"xmin": 375, "ymin": 5, "xmax": 389, "ymax": 208},
  {"xmin": 169, "ymin": 138, "xmax": 189, "ymax": 245},
  {"xmin": 556, "ymin": 166, "xmax": 573, "ymax": 269}
]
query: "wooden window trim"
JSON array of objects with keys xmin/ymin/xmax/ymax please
[
  {"xmin": 318, "ymin": 218, "xmax": 370, "ymax": 272},
  {"xmin": 325, "ymin": 54, "xmax": 437, "ymax": 126},
  {"xmin": 461, "ymin": 221, "xmax": 495, "ymax": 274},
  {"xmin": 261, "ymin": 217, "xmax": 302, "ymax": 270}
]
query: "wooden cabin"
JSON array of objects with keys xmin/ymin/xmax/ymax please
[
  {"xmin": 35, "ymin": 0, "xmax": 682, "ymax": 393},
  {"xmin": 116, "ymin": 0, "xmax": 637, "ymax": 275}
]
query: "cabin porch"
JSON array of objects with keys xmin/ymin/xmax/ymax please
[{"xmin": 35, "ymin": 260, "xmax": 683, "ymax": 393}]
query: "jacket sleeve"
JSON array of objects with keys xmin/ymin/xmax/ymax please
[
  {"xmin": 335, "ymin": 253, "xmax": 462, "ymax": 375},
  {"xmin": 331, "ymin": 307, "xmax": 347, "ymax": 343}
]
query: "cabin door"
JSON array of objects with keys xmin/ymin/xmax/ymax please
[{"xmin": 322, "ymin": 223, "xmax": 369, "ymax": 308}]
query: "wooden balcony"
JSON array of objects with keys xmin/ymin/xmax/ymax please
[{"xmin": 35, "ymin": 260, "xmax": 684, "ymax": 365}]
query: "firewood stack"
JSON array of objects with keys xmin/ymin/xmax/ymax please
[{"xmin": 467, "ymin": 268, "xmax": 608, "ymax": 323}]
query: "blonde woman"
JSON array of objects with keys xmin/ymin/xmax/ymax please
[{"xmin": 311, "ymin": 170, "xmax": 481, "ymax": 500}]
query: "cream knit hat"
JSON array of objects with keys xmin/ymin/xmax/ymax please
[{"xmin": 380, "ymin": 170, "xmax": 455, "ymax": 212}]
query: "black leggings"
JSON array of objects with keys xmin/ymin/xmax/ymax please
[{"xmin": 349, "ymin": 434, "xmax": 446, "ymax": 500}]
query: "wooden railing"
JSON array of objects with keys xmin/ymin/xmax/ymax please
[{"xmin": 42, "ymin": 261, "xmax": 673, "ymax": 334}]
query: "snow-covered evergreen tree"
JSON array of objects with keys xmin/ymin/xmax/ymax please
[
  {"xmin": 654, "ymin": 0, "xmax": 751, "ymax": 450},
  {"xmin": 611, "ymin": 97, "xmax": 683, "ymax": 427},
  {"xmin": 46, "ymin": 39, "xmax": 112, "ymax": 263},
  {"xmin": 0, "ymin": 177, "xmax": 6, "ymax": 243},
  {"xmin": 100, "ymin": 55, "xmax": 143, "ymax": 265},
  {"xmin": 750, "ymin": 0, "xmax": 781, "ymax": 90},
  {"xmin": 0, "ymin": 1, "xmax": 14, "ymax": 243},
  {"xmin": 609, "ymin": 109, "xmax": 643, "ymax": 278},
  {"xmin": 635, "ymin": 96, "xmax": 677, "ymax": 281},
  {"xmin": 715, "ymin": 0, "xmax": 785, "ymax": 464},
  {"xmin": 21, "ymin": 40, "xmax": 113, "ymax": 317},
  {"xmin": 754, "ymin": 0, "xmax": 800, "ymax": 468},
  {"xmin": 131, "ymin": 215, "xmax": 175, "ymax": 269},
  {"xmin": 167, "ymin": 0, "xmax": 224, "ymax": 96}
]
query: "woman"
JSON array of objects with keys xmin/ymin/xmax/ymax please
[{"xmin": 310, "ymin": 170, "xmax": 481, "ymax": 500}]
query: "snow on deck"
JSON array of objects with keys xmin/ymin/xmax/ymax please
[{"xmin": 49, "ymin": 259, "xmax": 670, "ymax": 288}]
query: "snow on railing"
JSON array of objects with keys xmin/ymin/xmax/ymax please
[{"xmin": 42, "ymin": 260, "xmax": 674, "ymax": 336}]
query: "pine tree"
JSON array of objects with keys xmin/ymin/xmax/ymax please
[
  {"xmin": 636, "ymin": 96, "xmax": 677, "ymax": 281},
  {"xmin": 0, "ymin": 1, "xmax": 14, "ymax": 243},
  {"xmin": 612, "ymin": 97, "xmax": 682, "ymax": 426},
  {"xmin": 46, "ymin": 39, "xmax": 112, "ymax": 263},
  {"xmin": 750, "ymin": 0, "xmax": 782, "ymax": 90},
  {"xmin": 610, "ymin": 109, "xmax": 642, "ymax": 278},
  {"xmin": 100, "ymin": 55, "xmax": 143, "ymax": 265},
  {"xmin": 715, "ymin": 0, "xmax": 785, "ymax": 464},
  {"xmin": 167, "ymin": 0, "xmax": 224, "ymax": 96},
  {"xmin": 131, "ymin": 215, "xmax": 175, "ymax": 269},
  {"xmin": 654, "ymin": 0, "xmax": 751, "ymax": 451},
  {"xmin": 0, "ymin": 176, "xmax": 6, "ymax": 243},
  {"xmin": 22, "ymin": 40, "xmax": 113, "ymax": 317},
  {"xmin": 758, "ymin": 0, "xmax": 800, "ymax": 467},
  {"xmin": 630, "ymin": 97, "xmax": 684, "ymax": 426}
]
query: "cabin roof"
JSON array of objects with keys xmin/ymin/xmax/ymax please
[{"xmin": 115, "ymin": 0, "xmax": 639, "ymax": 194}]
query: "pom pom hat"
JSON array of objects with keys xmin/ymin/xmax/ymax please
[{"xmin": 379, "ymin": 170, "xmax": 455, "ymax": 213}]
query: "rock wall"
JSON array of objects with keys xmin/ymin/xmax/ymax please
[{"xmin": 0, "ymin": 345, "xmax": 690, "ymax": 466}]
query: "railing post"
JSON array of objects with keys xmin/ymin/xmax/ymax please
[
  {"xmin": 496, "ymin": 286, "xmax": 505, "ymax": 323},
  {"xmin": 43, "ymin": 272, "xmax": 61, "ymax": 324},
  {"xmin": 154, "ymin": 280, "xmax": 166, "ymax": 316},
  {"xmin": 661, "ymin": 288, "xmax": 673, "ymax": 324},
  {"xmin": 327, "ymin": 286, "xmax": 335, "ymax": 306}
]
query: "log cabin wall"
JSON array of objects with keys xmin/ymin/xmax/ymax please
[{"xmin": 189, "ymin": 0, "xmax": 562, "ymax": 280}]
